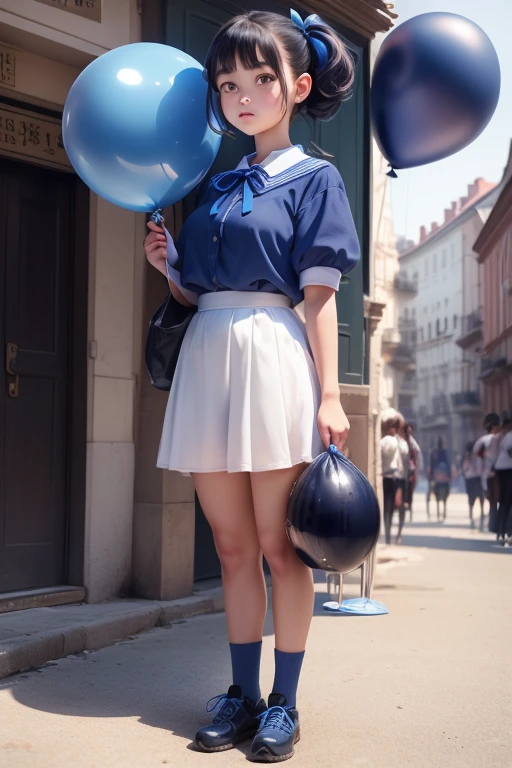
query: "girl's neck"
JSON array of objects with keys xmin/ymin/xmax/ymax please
[{"xmin": 251, "ymin": 128, "xmax": 293, "ymax": 167}]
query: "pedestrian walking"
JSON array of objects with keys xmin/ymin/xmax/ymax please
[
  {"xmin": 473, "ymin": 412, "xmax": 500, "ymax": 533},
  {"xmin": 428, "ymin": 438, "xmax": 451, "ymax": 522},
  {"xmin": 404, "ymin": 422, "xmax": 422, "ymax": 522},
  {"xmin": 144, "ymin": 9, "xmax": 359, "ymax": 761},
  {"xmin": 461, "ymin": 440, "xmax": 484, "ymax": 529},
  {"xmin": 380, "ymin": 409, "xmax": 409, "ymax": 545},
  {"xmin": 494, "ymin": 415, "xmax": 512, "ymax": 547}
]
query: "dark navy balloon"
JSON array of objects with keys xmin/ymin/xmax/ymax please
[
  {"xmin": 371, "ymin": 13, "xmax": 501, "ymax": 170},
  {"xmin": 286, "ymin": 446, "xmax": 380, "ymax": 574}
]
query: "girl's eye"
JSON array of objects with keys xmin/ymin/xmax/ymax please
[
  {"xmin": 220, "ymin": 82, "xmax": 237, "ymax": 93},
  {"xmin": 258, "ymin": 75, "xmax": 274, "ymax": 84}
]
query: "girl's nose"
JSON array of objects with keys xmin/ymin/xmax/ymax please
[{"xmin": 240, "ymin": 95, "xmax": 251, "ymax": 105}]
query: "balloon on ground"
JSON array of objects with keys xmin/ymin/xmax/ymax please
[
  {"xmin": 371, "ymin": 13, "xmax": 501, "ymax": 171},
  {"xmin": 63, "ymin": 42, "xmax": 221, "ymax": 212}
]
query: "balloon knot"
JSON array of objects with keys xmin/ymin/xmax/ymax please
[
  {"xmin": 386, "ymin": 167, "xmax": 398, "ymax": 179},
  {"xmin": 151, "ymin": 208, "xmax": 164, "ymax": 225}
]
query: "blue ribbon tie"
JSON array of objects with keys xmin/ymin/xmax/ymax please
[{"xmin": 209, "ymin": 166, "xmax": 268, "ymax": 216}]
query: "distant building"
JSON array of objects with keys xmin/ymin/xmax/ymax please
[
  {"xmin": 397, "ymin": 177, "xmax": 501, "ymax": 461},
  {"xmin": 473, "ymin": 145, "xmax": 512, "ymax": 416}
]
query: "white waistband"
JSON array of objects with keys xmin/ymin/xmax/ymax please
[{"xmin": 198, "ymin": 291, "xmax": 292, "ymax": 311}]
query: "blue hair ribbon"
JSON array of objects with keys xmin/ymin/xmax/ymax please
[{"xmin": 290, "ymin": 8, "xmax": 329, "ymax": 72}]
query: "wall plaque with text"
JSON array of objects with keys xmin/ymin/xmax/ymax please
[
  {"xmin": 0, "ymin": 104, "xmax": 72, "ymax": 171},
  {"xmin": 33, "ymin": 0, "xmax": 101, "ymax": 23},
  {"xmin": 0, "ymin": 47, "xmax": 15, "ymax": 87}
]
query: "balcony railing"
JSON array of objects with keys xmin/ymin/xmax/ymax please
[
  {"xmin": 480, "ymin": 356, "xmax": 509, "ymax": 380},
  {"xmin": 456, "ymin": 311, "xmax": 483, "ymax": 348},
  {"xmin": 394, "ymin": 276, "xmax": 418, "ymax": 293},
  {"xmin": 401, "ymin": 372, "xmax": 418, "ymax": 393},
  {"xmin": 451, "ymin": 391, "xmax": 481, "ymax": 409}
]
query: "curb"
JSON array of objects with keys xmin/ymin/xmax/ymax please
[{"xmin": 0, "ymin": 588, "xmax": 226, "ymax": 680}]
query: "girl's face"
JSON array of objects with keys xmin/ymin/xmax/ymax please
[{"xmin": 216, "ymin": 44, "xmax": 310, "ymax": 136}]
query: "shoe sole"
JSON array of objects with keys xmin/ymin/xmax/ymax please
[
  {"xmin": 195, "ymin": 723, "xmax": 259, "ymax": 753},
  {"xmin": 249, "ymin": 728, "xmax": 300, "ymax": 763}
]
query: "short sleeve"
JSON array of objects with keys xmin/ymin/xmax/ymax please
[{"xmin": 291, "ymin": 182, "xmax": 360, "ymax": 290}]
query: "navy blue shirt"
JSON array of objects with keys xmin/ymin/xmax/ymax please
[{"xmin": 166, "ymin": 145, "xmax": 360, "ymax": 305}]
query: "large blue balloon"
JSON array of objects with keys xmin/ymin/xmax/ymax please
[
  {"xmin": 63, "ymin": 43, "xmax": 221, "ymax": 211},
  {"xmin": 286, "ymin": 446, "xmax": 380, "ymax": 574},
  {"xmin": 371, "ymin": 13, "xmax": 501, "ymax": 171}
]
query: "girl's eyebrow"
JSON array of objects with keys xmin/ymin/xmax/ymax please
[{"xmin": 216, "ymin": 61, "xmax": 272, "ymax": 78}]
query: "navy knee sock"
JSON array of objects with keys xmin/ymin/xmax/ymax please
[
  {"xmin": 272, "ymin": 648, "xmax": 305, "ymax": 708},
  {"xmin": 229, "ymin": 641, "xmax": 262, "ymax": 704}
]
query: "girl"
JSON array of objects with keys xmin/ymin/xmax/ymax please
[{"xmin": 144, "ymin": 10, "xmax": 359, "ymax": 763}]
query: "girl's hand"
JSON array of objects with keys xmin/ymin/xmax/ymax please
[
  {"xmin": 317, "ymin": 395, "xmax": 350, "ymax": 452},
  {"xmin": 145, "ymin": 220, "xmax": 168, "ymax": 277}
]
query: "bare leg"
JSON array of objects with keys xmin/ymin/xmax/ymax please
[
  {"xmin": 395, "ymin": 503, "xmax": 405, "ymax": 544},
  {"xmin": 251, "ymin": 463, "xmax": 314, "ymax": 653},
  {"xmin": 193, "ymin": 471, "xmax": 267, "ymax": 643}
]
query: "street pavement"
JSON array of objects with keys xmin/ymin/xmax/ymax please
[{"xmin": 0, "ymin": 492, "xmax": 510, "ymax": 768}]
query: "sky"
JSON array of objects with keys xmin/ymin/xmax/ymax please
[{"xmin": 386, "ymin": 0, "xmax": 512, "ymax": 242}]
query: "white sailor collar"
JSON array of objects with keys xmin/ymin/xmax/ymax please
[
  {"xmin": 236, "ymin": 144, "xmax": 311, "ymax": 177},
  {"xmin": 208, "ymin": 144, "xmax": 328, "ymax": 216}
]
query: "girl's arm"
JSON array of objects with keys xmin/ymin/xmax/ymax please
[
  {"xmin": 303, "ymin": 285, "xmax": 349, "ymax": 451},
  {"xmin": 145, "ymin": 221, "xmax": 195, "ymax": 307}
]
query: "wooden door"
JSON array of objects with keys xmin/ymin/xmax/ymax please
[{"xmin": 0, "ymin": 158, "xmax": 75, "ymax": 592}]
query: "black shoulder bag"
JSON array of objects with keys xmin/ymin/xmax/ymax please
[{"xmin": 145, "ymin": 291, "xmax": 197, "ymax": 390}]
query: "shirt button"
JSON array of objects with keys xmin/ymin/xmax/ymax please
[{"xmin": 213, "ymin": 236, "xmax": 218, "ymax": 242}]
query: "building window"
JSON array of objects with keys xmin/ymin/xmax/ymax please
[
  {"xmin": 420, "ymin": 328, "xmax": 424, "ymax": 342},
  {"xmin": 428, "ymin": 322, "xmax": 432, "ymax": 339},
  {"xmin": 433, "ymin": 252, "xmax": 438, "ymax": 271},
  {"xmin": 425, "ymin": 257, "xmax": 429, "ymax": 276},
  {"xmin": 436, "ymin": 318, "xmax": 441, "ymax": 335},
  {"xmin": 453, "ymin": 314, "xmax": 457, "ymax": 329},
  {"xmin": 444, "ymin": 317, "xmax": 448, "ymax": 332},
  {"xmin": 412, "ymin": 307, "xmax": 416, "ymax": 318}
]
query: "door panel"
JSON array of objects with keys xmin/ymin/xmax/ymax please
[{"xmin": 0, "ymin": 158, "xmax": 74, "ymax": 592}]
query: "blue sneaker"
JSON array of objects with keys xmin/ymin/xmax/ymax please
[
  {"xmin": 250, "ymin": 693, "xmax": 300, "ymax": 762},
  {"xmin": 194, "ymin": 684, "xmax": 267, "ymax": 753}
]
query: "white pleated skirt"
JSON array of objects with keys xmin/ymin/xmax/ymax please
[{"xmin": 156, "ymin": 291, "xmax": 324, "ymax": 475}]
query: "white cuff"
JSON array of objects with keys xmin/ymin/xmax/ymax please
[
  {"xmin": 299, "ymin": 266, "xmax": 341, "ymax": 290},
  {"xmin": 164, "ymin": 226, "xmax": 179, "ymax": 267},
  {"xmin": 166, "ymin": 263, "xmax": 198, "ymax": 306}
]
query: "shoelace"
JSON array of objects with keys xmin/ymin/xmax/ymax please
[
  {"xmin": 205, "ymin": 693, "xmax": 243, "ymax": 724},
  {"xmin": 257, "ymin": 705, "xmax": 295, "ymax": 734}
]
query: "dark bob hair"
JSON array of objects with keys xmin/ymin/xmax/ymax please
[{"xmin": 204, "ymin": 11, "xmax": 355, "ymax": 136}]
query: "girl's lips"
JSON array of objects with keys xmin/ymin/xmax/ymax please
[{"xmin": 239, "ymin": 112, "xmax": 254, "ymax": 117}]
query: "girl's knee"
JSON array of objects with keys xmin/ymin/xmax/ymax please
[
  {"xmin": 260, "ymin": 537, "xmax": 299, "ymax": 577},
  {"xmin": 214, "ymin": 535, "xmax": 261, "ymax": 573}
]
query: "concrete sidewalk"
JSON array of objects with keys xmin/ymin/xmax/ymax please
[
  {"xmin": 0, "ymin": 587, "xmax": 227, "ymax": 680},
  {"xmin": 0, "ymin": 542, "xmax": 409, "ymax": 681},
  {"xmin": 0, "ymin": 492, "xmax": 510, "ymax": 767}
]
